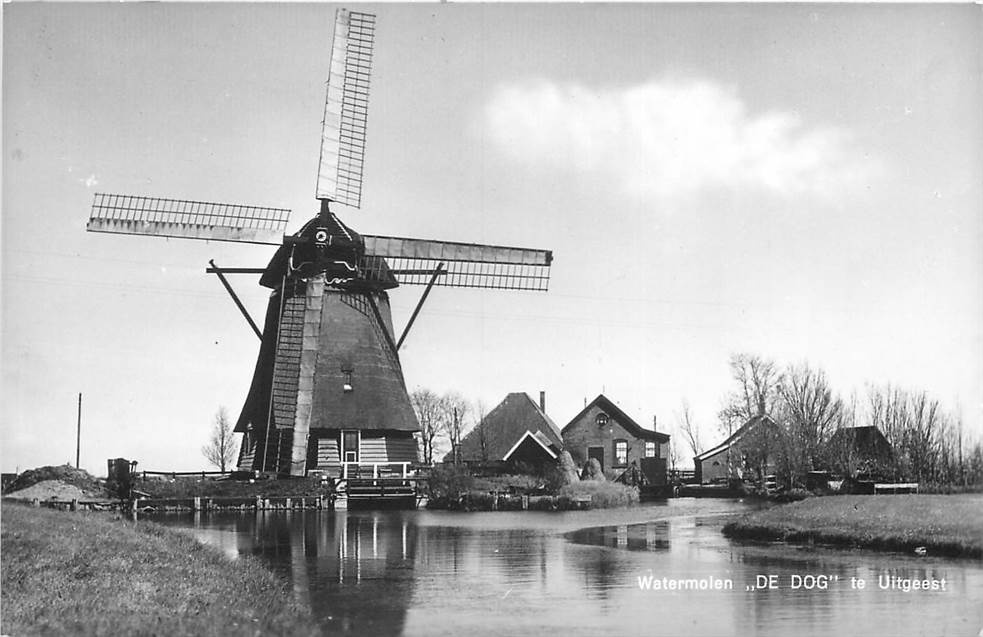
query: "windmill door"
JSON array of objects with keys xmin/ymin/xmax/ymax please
[
  {"xmin": 342, "ymin": 431, "xmax": 360, "ymax": 463},
  {"xmin": 588, "ymin": 446, "xmax": 604, "ymax": 472}
]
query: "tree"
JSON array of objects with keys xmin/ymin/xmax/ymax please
[
  {"xmin": 202, "ymin": 407, "xmax": 238, "ymax": 472},
  {"xmin": 411, "ymin": 389, "xmax": 445, "ymax": 465},
  {"xmin": 777, "ymin": 363, "xmax": 843, "ymax": 477},
  {"xmin": 473, "ymin": 399, "xmax": 489, "ymax": 462},
  {"xmin": 675, "ymin": 399, "xmax": 703, "ymax": 459},
  {"xmin": 441, "ymin": 392, "xmax": 471, "ymax": 465},
  {"xmin": 718, "ymin": 353, "xmax": 780, "ymax": 433}
]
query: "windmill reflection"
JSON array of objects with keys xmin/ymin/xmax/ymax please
[{"xmin": 240, "ymin": 511, "xmax": 418, "ymax": 635}]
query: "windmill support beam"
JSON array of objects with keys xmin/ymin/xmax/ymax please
[
  {"xmin": 396, "ymin": 262, "xmax": 445, "ymax": 351},
  {"xmin": 205, "ymin": 266, "xmax": 266, "ymax": 275},
  {"xmin": 208, "ymin": 260, "xmax": 263, "ymax": 340}
]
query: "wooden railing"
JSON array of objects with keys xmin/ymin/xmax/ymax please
[
  {"xmin": 341, "ymin": 462, "xmax": 412, "ymax": 481},
  {"xmin": 140, "ymin": 470, "xmax": 232, "ymax": 480}
]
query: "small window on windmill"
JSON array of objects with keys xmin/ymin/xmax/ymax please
[
  {"xmin": 342, "ymin": 368, "xmax": 353, "ymax": 393},
  {"xmin": 595, "ymin": 413, "xmax": 609, "ymax": 427}
]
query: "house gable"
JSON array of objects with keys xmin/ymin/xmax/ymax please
[{"xmin": 561, "ymin": 394, "xmax": 669, "ymax": 473}]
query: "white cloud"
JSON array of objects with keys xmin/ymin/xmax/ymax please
[{"xmin": 484, "ymin": 77, "xmax": 878, "ymax": 201}]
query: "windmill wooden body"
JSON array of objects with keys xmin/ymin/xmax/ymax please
[{"xmin": 86, "ymin": 9, "xmax": 552, "ymax": 477}]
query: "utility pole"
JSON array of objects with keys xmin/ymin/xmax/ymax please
[{"xmin": 76, "ymin": 393, "xmax": 82, "ymax": 469}]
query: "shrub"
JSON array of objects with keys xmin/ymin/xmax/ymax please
[
  {"xmin": 425, "ymin": 463, "xmax": 475, "ymax": 508},
  {"xmin": 557, "ymin": 481, "xmax": 638, "ymax": 508},
  {"xmin": 472, "ymin": 474, "xmax": 541, "ymax": 493}
]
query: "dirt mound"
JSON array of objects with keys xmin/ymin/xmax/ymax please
[
  {"xmin": 4, "ymin": 480, "xmax": 105, "ymax": 501},
  {"xmin": 4, "ymin": 465, "xmax": 108, "ymax": 497}
]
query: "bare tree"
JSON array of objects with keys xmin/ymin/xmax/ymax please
[
  {"xmin": 473, "ymin": 399, "xmax": 489, "ymax": 462},
  {"xmin": 411, "ymin": 388, "xmax": 446, "ymax": 465},
  {"xmin": 441, "ymin": 392, "xmax": 471, "ymax": 465},
  {"xmin": 202, "ymin": 407, "xmax": 238, "ymax": 472},
  {"xmin": 718, "ymin": 353, "xmax": 780, "ymax": 433},
  {"xmin": 777, "ymin": 363, "xmax": 843, "ymax": 476},
  {"xmin": 675, "ymin": 399, "xmax": 703, "ymax": 459}
]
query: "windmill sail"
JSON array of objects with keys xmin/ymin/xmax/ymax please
[
  {"xmin": 87, "ymin": 193, "xmax": 289, "ymax": 245},
  {"xmin": 362, "ymin": 235, "xmax": 553, "ymax": 291},
  {"xmin": 315, "ymin": 9, "xmax": 376, "ymax": 208}
]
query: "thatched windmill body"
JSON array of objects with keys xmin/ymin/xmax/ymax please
[{"xmin": 86, "ymin": 9, "xmax": 553, "ymax": 477}]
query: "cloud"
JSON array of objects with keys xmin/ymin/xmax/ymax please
[{"xmin": 484, "ymin": 77, "xmax": 878, "ymax": 201}]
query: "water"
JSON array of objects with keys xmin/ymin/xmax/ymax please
[{"xmin": 155, "ymin": 499, "xmax": 983, "ymax": 636}]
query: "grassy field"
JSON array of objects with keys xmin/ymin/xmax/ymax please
[
  {"xmin": 1, "ymin": 503, "xmax": 320, "ymax": 636},
  {"xmin": 723, "ymin": 494, "xmax": 983, "ymax": 558}
]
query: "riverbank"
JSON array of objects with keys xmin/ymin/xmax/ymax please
[
  {"xmin": 1, "ymin": 503, "xmax": 321, "ymax": 636},
  {"xmin": 722, "ymin": 494, "xmax": 983, "ymax": 558}
]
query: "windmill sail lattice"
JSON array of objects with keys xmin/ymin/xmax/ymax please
[
  {"xmin": 316, "ymin": 9, "xmax": 375, "ymax": 208},
  {"xmin": 87, "ymin": 193, "xmax": 289, "ymax": 245},
  {"xmin": 362, "ymin": 235, "xmax": 552, "ymax": 291}
]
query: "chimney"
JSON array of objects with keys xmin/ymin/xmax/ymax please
[
  {"xmin": 653, "ymin": 415, "xmax": 658, "ymax": 431},
  {"xmin": 539, "ymin": 391, "xmax": 546, "ymax": 414}
]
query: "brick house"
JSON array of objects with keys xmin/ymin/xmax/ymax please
[{"xmin": 561, "ymin": 394, "xmax": 670, "ymax": 481}]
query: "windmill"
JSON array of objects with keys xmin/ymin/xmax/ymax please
[{"xmin": 86, "ymin": 9, "xmax": 553, "ymax": 478}]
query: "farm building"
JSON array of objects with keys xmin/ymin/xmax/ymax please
[
  {"xmin": 824, "ymin": 425, "xmax": 894, "ymax": 478},
  {"xmin": 694, "ymin": 414, "xmax": 785, "ymax": 484},
  {"xmin": 451, "ymin": 392, "xmax": 563, "ymax": 470},
  {"xmin": 561, "ymin": 394, "xmax": 670, "ymax": 483}
]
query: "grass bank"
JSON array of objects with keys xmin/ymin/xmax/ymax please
[
  {"xmin": 722, "ymin": 494, "xmax": 983, "ymax": 558},
  {"xmin": 135, "ymin": 475, "xmax": 329, "ymax": 499},
  {"xmin": 1, "ymin": 503, "xmax": 320, "ymax": 636}
]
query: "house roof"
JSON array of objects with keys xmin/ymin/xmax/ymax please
[
  {"xmin": 561, "ymin": 394, "xmax": 669, "ymax": 442},
  {"xmin": 452, "ymin": 392, "xmax": 563, "ymax": 462},
  {"xmin": 827, "ymin": 426, "xmax": 892, "ymax": 452},
  {"xmin": 694, "ymin": 414, "xmax": 781, "ymax": 462}
]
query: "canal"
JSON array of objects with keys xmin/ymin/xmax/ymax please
[{"xmin": 155, "ymin": 499, "xmax": 983, "ymax": 636}]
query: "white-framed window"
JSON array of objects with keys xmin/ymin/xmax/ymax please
[
  {"xmin": 614, "ymin": 440, "xmax": 628, "ymax": 466},
  {"xmin": 644, "ymin": 441, "xmax": 656, "ymax": 458}
]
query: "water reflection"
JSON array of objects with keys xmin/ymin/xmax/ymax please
[
  {"xmin": 567, "ymin": 520, "xmax": 671, "ymax": 551},
  {"xmin": 156, "ymin": 503, "xmax": 983, "ymax": 637}
]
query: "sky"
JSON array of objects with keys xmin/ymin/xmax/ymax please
[{"xmin": 3, "ymin": 3, "xmax": 981, "ymax": 475}]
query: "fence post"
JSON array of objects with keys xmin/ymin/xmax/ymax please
[
  {"xmin": 71, "ymin": 498, "xmax": 78, "ymax": 512},
  {"xmin": 255, "ymin": 495, "xmax": 261, "ymax": 511}
]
